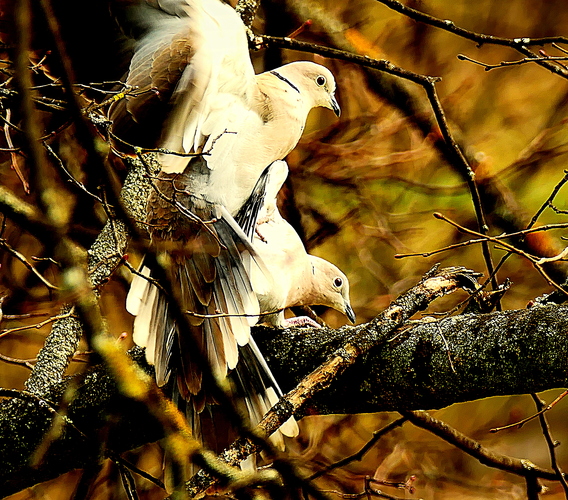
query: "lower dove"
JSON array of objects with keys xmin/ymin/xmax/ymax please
[{"xmin": 249, "ymin": 161, "xmax": 355, "ymax": 328}]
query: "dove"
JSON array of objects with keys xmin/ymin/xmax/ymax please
[
  {"xmin": 109, "ymin": 0, "xmax": 340, "ymax": 214},
  {"xmin": 249, "ymin": 161, "xmax": 355, "ymax": 328},
  {"xmin": 117, "ymin": 0, "xmax": 340, "ymax": 459}
]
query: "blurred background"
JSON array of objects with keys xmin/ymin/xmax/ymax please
[{"xmin": 2, "ymin": 0, "xmax": 568, "ymax": 498}]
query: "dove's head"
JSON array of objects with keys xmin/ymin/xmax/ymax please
[
  {"xmin": 273, "ymin": 61, "xmax": 340, "ymax": 117},
  {"xmin": 310, "ymin": 256, "xmax": 355, "ymax": 323}
]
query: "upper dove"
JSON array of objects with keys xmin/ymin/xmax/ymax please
[{"xmin": 109, "ymin": 0, "xmax": 339, "ymax": 214}]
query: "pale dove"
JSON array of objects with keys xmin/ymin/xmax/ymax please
[
  {"xmin": 250, "ymin": 161, "xmax": 355, "ymax": 328},
  {"xmin": 109, "ymin": 0, "xmax": 340, "ymax": 213},
  {"xmin": 117, "ymin": 0, "xmax": 340, "ymax": 449}
]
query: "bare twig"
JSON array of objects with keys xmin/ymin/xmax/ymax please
[
  {"xmin": 432, "ymin": 212, "xmax": 568, "ymax": 296},
  {"xmin": 308, "ymin": 418, "xmax": 407, "ymax": 481},
  {"xmin": 531, "ymin": 393, "xmax": 568, "ymax": 498},
  {"xmin": 3, "ymin": 108, "xmax": 29, "ymax": 193},
  {"xmin": 458, "ymin": 53, "xmax": 568, "ymax": 71},
  {"xmin": 400, "ymin": 410, "xmax": 557, "ymax": 481},
  {"xmin": 0, "ymin": 351, "xmax": 35, "ymax": 369},
  {"xmin": 374, "ymin": 0, "xmax": 568, "ymax": 78},
  {"xmin": 395, "ymin": 222, "xmax": 568, "ymax": 259},
  {"xmin": 110, "ymin": 453, "xmax": 166, "ymax": 491},
  {"xmin": 43, "ymin": 142, "xmax": 103, "ymax": 203},
  {"xmin": 490, "ymin": 390, "xmax": 568, "ymax": 433},
  {"xmin": 0, "ymin": 310, "xmax": 75, "ymax": 338},
  {"xmin": 529, "ymin": 170, "xmax": 568, "ymax": 229},
  {"xmin": 258, "ymin": 34, "xmax": 440, "ymax": 87},
  {"xmin": 0, "ymin": 236, "xmax": 59, "ymax": 290}
]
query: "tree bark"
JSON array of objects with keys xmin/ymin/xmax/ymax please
[
  {"xmin": 1, "ymin": 302, "xmax": 568, "ymax": 497},
  {"xmin": 256, "ymin": 303, "xmax": 568, "ymax": 415}
]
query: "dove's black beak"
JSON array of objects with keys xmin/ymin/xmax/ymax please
[
  {"xmin": 330, "ymin": 94, "xmax": 341, "ymax": 117},
  {"xmin": 345, "ymin": 303, "xmax": 356, "ymax": 324}
]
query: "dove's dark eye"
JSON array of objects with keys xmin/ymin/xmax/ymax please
[
  {"xmin": 316, "ymin": 75, "xmax": 326, "ymax": 86},
  {"xmin": 334, "ymin": 277, "xmax": 343, "ymax": 288}
]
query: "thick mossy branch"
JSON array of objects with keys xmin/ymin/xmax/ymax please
[
  {"xmin": 1, "ymin": 303, "xmax": 568, "ymax": 496},
  {"xmin": 255, "ymin": 304, "xmax": 568, "ymax": 415},
  {"xmin": 23, "ymin": 155, "xmax": 156, "ymax": 400}
]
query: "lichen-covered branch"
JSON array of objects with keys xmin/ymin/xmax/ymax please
[
  {"xmin": 2, "ymin": 299, "xmax": 568, "ymax": 496},
  {"xmin": 20, "ymin": 156, "xmax": 155, "ymax": 399},
  {"xmin": 257, "ymin": 303, "xmax": 568, "ymax": 415}
]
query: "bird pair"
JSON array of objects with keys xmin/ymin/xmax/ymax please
[{"xmin": 109, "ymin": 0, "xmax": 354, "ymax": 466}]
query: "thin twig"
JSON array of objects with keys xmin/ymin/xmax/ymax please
[
  {"xmin": 395, "ymin": 222, "xmax": 568, "ymax": 259},
  {"xmin": 374, "ymin": 0, "xmax": 568, "ymax": 79},
  {"xmin": 432, "ymin": 212, "xmax": 568, "ymax": 296},
  {"xmin": 0, "ymin": 310, "xmax": 75, "ymax": 338},
  {"xmin": 308, "ymin": 418, "xmax": 407, "ymax": 481},
  {"xmin": 258, "ymin": 35, "xmax": 440, "ymax": 87},
  {"xmin": 110, "ymin": 454, "xmax": 166, "ymax": 491},
  {"xmin": 3, "ymin": 108, "xmax": 29, "ymax": 193},
  {"xmin": 490, "ymin": 390, "xmax": 568, "ymax": 432},
  {"xmin": 0, "ymin": 237, "xmax": 59, "ymax": 290},
  {"xmin": 528, "ymin": 170, "xmax": 568, "ymax": 229},
  {"xmin": 458, "ymin": 53, "xmax": 568, "ymax": 71},
  {"xmin": 0, "ymin": 351, "xmax": 35, "ymax": 369},
  {"xmin": 421, "ymin": 83, "xmax": 499, "ymax": 298},
  {"xmin": 43, "ymin": 142, "xmax": 103, "ymax": 203},
  {"xmin": 531, "ymin": 393, "xmax": 568, "ymax": 498}
]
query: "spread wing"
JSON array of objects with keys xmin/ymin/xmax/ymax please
[{"xmin": 108, "ymin": 0, "xmax": 257, "ymax": 171}]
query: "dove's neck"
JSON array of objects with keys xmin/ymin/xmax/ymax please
[{"xmin": 285, "ymin": 261, "xmax": 319, "ymax": 308}]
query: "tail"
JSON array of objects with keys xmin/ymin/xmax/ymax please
[{"xmin": 126, "ymin": 210, "xmax": 293, "ymax": 466}]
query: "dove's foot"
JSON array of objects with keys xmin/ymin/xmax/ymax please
[{"xmin": 283, "ymin": 316, "xmax": 322, "ymax": 328}]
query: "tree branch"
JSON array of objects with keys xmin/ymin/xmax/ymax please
[{"xmin": 2, "ymin": 292, "xmax": 568, "ymax": 495}]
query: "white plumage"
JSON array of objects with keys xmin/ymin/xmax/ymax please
[
  {"xmin": 110, "ymin": 0, "xmax": 342, "ymax": 465},
  {"xmin": 250, "ymin": 161, "xmax": 355, "ymax": 327}
]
